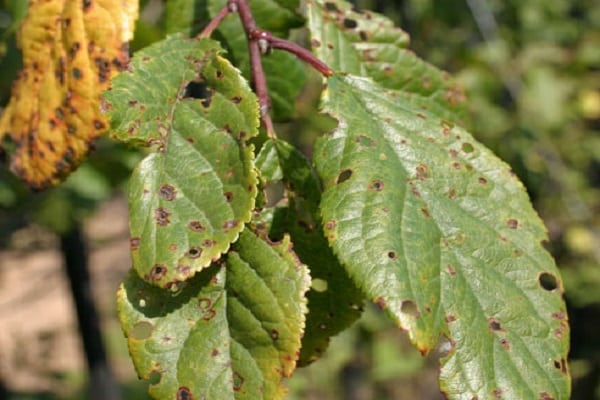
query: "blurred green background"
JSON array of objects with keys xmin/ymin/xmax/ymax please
[{"xmin": 1, "ymin": 0, "xmax": 599, "ymax": 398}]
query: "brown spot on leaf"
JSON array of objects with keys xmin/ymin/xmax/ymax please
[
  {"xmin": 343, "ymin": 18, "xmax": 358, "ymax": 29},
  {"xmin": 150, "ymin": 264, "xmax": 167, "ymax": 281},
  {"xmin": 500, "ymin": 338, "xmax": 510, "ymax": 350},
  {"xmin": 507, "ymin": 219, "xmax": 519, "ymax": 229},
  {"xmin": 387, "ymin": 251, "xmax": 397, "ymax": 260},
  {"xmin": 539, "ymin": 272, "xmax": 558, "ymax": 291},
  {"xmin": 270, "ymin": 329, "xmax": 279, "ymax": 340},
  {"xmin": 325, "ymin": 220, "xmax": 336, "ymax": 230},
  {"xmin": 374, "ymin": 296, "xmax": 387, "ymax": 310},
  {"xmin": 187, "ymin": 247, "xmax": 202, "ymax": 259},
  {"xmin": 154, "ymin": 207, "xmax": 171, "ymax": 226},
  {"xmin": 223, "ymin": 220, "xmax": 239, "ymax": 232},
  {"xmin": 416, "ymin": 164, "xmax": 428, "ymax": 180},
  {"xmin": 203, "ymin": 239, "xmax": 216, "ymax": 247},
  {"xmin": 488, "ymin": 318, "xmax": 503, "ymax": 332},
  {"xmin": 233, "ymin": 372, "xmax": 244, "ymax": 391},
  {"xmin": 447, "ymin": 264, "xmax": 456, "ymax": 275},
  {"xmin": 188, "ymin": 221, "xmax": 205, "ymax": 232},
  {"xmin": 130, "ymin": 237, "xmax": 140, "ymax": 251},
  {"xmin": 539, "ymin": 393, "xmax": 554, "ymax": 400},
  {"xmin": 198, "ymin": 298, "xmax": 212, "ymax": 310},
  {"xmin": 368, "ymin": 179, "xmax": 384, "ymax": 191},
  {"xmin": 445, "ymin": 314, "xmax": 456, "ymax": 323},
  {"xmin": 336, "ymin": 169, "xmax": 353, "ymax": 184},
  {"xmin": 421, "ymin": 208, "xmax": 430, "ymax": 218},
  {"xmin": 158, "ymin": 183, "xmax": 177, "ymax": 201},
  {"xmin": 224, "ymin": 191, "xmax": 233, "ymax": 202},
  {"xmin": 176, "ymin": 386, "xmax": 193, "ymax": 400},
  {"xmin": 211, "ymin": 348, "xmax": 219, "ymax": 357},
  {"xmin": 401, "ymin": 300, "xmax": 420, "ymax": 317}
]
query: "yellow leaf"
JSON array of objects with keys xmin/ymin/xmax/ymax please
[{"xmin": 0, "ymin": 0, "xmax": 138, "ymax": 190}]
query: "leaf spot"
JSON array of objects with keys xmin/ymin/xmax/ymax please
[
  {"xmin": 188, "ymin": 221, "xmax": 205, "ymax": 232},
  {"xmin": 445, "ymin": 314, "xmax": 456, "ymax": 323},
  {"xmin": 488, "ymin": 318, "xmax": 504, "ymax": 332},
  {"xmin": 130, "ymin": 237, "xmax": 140, "ymax": 251},
  {"xmin": 211, "ymin": 349, "xmax": 219, "ymax": 357},
  {"xmin": 539, "ymin": 392, "xmax": 555, "ymax": 400},
  {"xmin": 374, "ymin": 296, "xmax": 387, "ymax": 310},
  {"xmin": 223, "ymin": 220, "xmax": 239, "ymax": 232},
  {"xmin": 387, "ymin": 251, "xmax": 397, "ymax": 260},
  {"xmin": 158, "ymin": 184, "xmax": 177, "ymax": 201},
  {"xmin": 198, "ymin": 298, "xmax": 212, "ymax": 310},
  {"xmin": 447, "ymin": 264, "xmax": 456, "ymax": 275},
  {"xmin": 176, "ymin": 386, "xmax": 193, "ymax": 400},
  {"xmin": 154, "ymin": 207, "xmax": 171, "ymax": 226},
  {"xmin": 420, "ymin": 208, "xmax": 430, "ymax": 218},
  {"xmin": 462, "ymin": 142, "xmax": 475, "ymax": 153},
  {"xmin": 224, "ymin": 191, "xmax": 234, "ymax": 202},
  {"xmin": 416, "ymin": 164, "xmax": 428, "ymax": 180},
  {"xmin": 507, "ymin": 219, "xmax": 519, "ymax": 229},
  {"xmin": 368, "ymin": 179, "xmax": 384, "ymax": 191},
  {"xmin": 203, "ymin": 239, "xmax": 216, "ymax": 247},
  {"xmin": 336, "ymin": 169, "xmax": 353, "ymax": 184},
  {"xmin": 356, "ymin": 134, "xmax": 376, "ymax": 147},
  {"xmin": 230, "ymin": 96, "xmax": 242, "ymax": 104},
  {"xmin": 202, "ymin": 309, "xmax": 216, "ymax": 321},
  {"xmin": 500, "ymin": 338, "xmax": 510, "ymax": 350},
  {"xmin": 270, "ymin": 329, "xmax": 279, "ymax": 340},
  {"xmin": 130, "ymin": 321, "xmax": 154, "ymax": 340},
  {"xmin": 233, "ymin": 372, "xmax": 244, "ymax": 391},
  {"xmin": 150, "ymin": 264, "xmax": 168, "ymax": 281},
  {"xmin": 539, "ymin": 272, "xmax": 558, "ymax": 291},
  {"xmin": 187, "ymin": 247, "xmax": 202, "ymax": 259},
  {"xmin": 325, "ymin": 220, "xmax": 336, "ymax": 230}
]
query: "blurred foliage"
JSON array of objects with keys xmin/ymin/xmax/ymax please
[{"xmin": 1, "ymin": 0, "xmax": 599, "ymax": 399}]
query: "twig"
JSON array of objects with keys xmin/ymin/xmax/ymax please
[{"xmin": 198, "ymin": 4, "xmax": 231, "ymax": 39}]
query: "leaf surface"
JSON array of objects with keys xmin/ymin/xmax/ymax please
[
  {"xmin": 0, "ymin": 0, "xmax": 138, "ymax": 189},
  {"xmin": 315, "ymin": 73, "xmax": 570, "ymax": 399},
  {"xmin": 255, "ymin": 139, "xmax": 364, "ymax": 365},
  {"xmin": 306, "ymin": 0, "xmax": 466, "ymax": 124},
  {"xmin": 117, "ymin": 229, "xmax": 310, "ymax": 400},
  {"xmin": 104, "ymin": 36, "xmax": 259, "ymax": 287}
]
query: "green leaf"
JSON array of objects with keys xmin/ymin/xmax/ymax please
[
  {"xmin": 315, "ymin": 74, "xmax": 570, "ymax": 399},
  {"xmin": 165, "ymin": 0, "xmax": 209, "ymax": 37},
  {"xmin": 306, "ymin": 0, "xmax": 467, "ymax": 124},
  {"xmin": 255, "ymin": 139, "xmax": 364, "ymax": 365},
  {"xmin": 104, "ymin": 36, "xmax": 259, "ymax": 287},
  {"xmin": 117, "ymin": 229, "xmax": 310, "ymax": 400}
]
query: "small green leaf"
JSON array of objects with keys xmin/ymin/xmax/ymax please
[
  {"xmin": 104, "ymin": 36, "xmax": 259, "ymax": 287},
  {"xmin": 166, "ymin": 0, "xmax": 209, "ymax": 36},
  {"xmin": 117, "ymin": 229, "xmax": 310, "ymax": 400},
  {"xmin": 316, "ymin": 73, "xmax": 570, "ymax": 399},
  {"xmin": 306, "ymin": 0, "xmax": 467, "ymax": 124},
  {"xmin": 256, "ymin": 139, "xmax": 364, "ymax": 365}
]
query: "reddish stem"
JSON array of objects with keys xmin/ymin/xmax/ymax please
[{"xmin": 199, "ymin": 5, "xmax": 231, "ymax": 39}]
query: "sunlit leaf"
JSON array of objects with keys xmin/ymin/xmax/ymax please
[
  {"xmin": 0, "ymin": 0, "xmax": 138, "ymax": 190},
  {"xmin": 117, "ymin": 229, "xmax": 310, "ymax": 400},
  {"xmin": 306, "ymin": 0, "xmax": 467, "ymax": 124},
  {"xmin": 315, "ymin": 73, "xmax": 570, "ymax": 399},
  {"xmin": 104, "ymin": 36, "xmax": 259, "ymax": 287}
]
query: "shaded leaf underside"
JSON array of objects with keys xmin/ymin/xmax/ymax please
[{"xmin": 315, "ymin": 73, "xmax": 570, "ymax": 399}]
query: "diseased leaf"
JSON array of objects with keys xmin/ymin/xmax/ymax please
[
  {"xmin": 306, "ymin": 0, "xmax": 467, "ymax": 124},
  {"xmin": 117, "ymin": 229, "xmax": 310, "ymax": 400},
  {"xmin": 104, "ymin": 36, "xmax": 259, "ymax": 287},
  {"xmin": 0, "ymin": 0, "xmax": 138, "ymax": 190},
  {"xmin": 255, "ymin": 139, "xmax": 364, "ymax": 365},
  {"xmin": 315, "ymin": 73, "xmax": 570, "ymax": 399}
]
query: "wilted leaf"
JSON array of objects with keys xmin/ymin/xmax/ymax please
[
  {"xmin": 0, "ymin": 0, "xmax": 138, "ymax": 190},
  {"xmin": 117, "ymin": 229, "xmax": 310, "ymax": 400},
  {"xmin": 315, "ymin": 73, "xmax": 570, "ymax": 399},
  {"xmin": 306, "ymin": 0, "xmax": 467, "ymax": 124},
  {"xmin": 104, "ymin": 36, "xmax": 259, "ymax": 288}
]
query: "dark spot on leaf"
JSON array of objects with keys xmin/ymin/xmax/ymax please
[
  {"xmin": 310, "ymin": 39, "xmax": 321, "ymax": 48},
  {"xmin": 336, "ymin": 169, "xmax": 352, "ymax": 184},
  {"xmin": 445, "ymin": 314, "xmax": 456, "ymax": 323},
  {"xmin": 416, "ymin": 164, "xmax": 428, "ymax": 180},
  {"xmin": 203, "ymin": 239, "xmax": 215, "ymax": 247},
  {"xmin": 223, "ymin": 220, "xmax": 239, "ymax": 232},
  {"xmin": 539, "ymin": 272, "xmax": 558, "ymax": 291},
  {"xmin": 216, "ymin": 70, "xmax": 223, "ymax": 79},
  {"xmin": 492, "ymin": 388, "xmax": 505, "ymax": 398},
  {"xmin": 154, "ymin": 207, "xmax": 171, "ymax": 226},
  {"xmin": 325, "ymin": 220, "xmax": 336, "ymax": 230},
  {"xmin": 553, "ymin": 360, "xmax": 561, "ymax": 370},
  {"xmin": 130, "ymin": 237, "xmax": 140, "ymax": 251},
  {"xmin": 500, "ymin": 338, "xmax": 510, "ymax": 350},
  {"xmin": 187, "ymin": 247, "xmax": 202, "ymax": 259},
  {"xmin": 447, "ymin": 264, "xmax": 456, "ymax": 275},
  {"xmin": 231, "ymin": 96, "xmax": 242, "ymax": 104},
  {"xmin": 130, "ymin": 321, "xmax": 153, "ymax": 340},
  {"xmin": 421, "ymin": 208, "xmax": 430, "ymax": 218},
  {"xmin": 270, "ymin": 329, "xmax": 279, "ymax": 340},
  {"xmin": 552, "ymin": 311, "xmax": 567, "ymax": 321},
  {"xmin": 233, "ymin": 372, "xmax": 244, "ymax": 391},
  {"xmin": 343, "ymin": 18, "xmax": 358, "ymax": 29},
  {"xmin": 416, "ymin": 112, "xmax": 427, "ymax": 120},
  {"xmin": 559, "ymin": 358, "xmax": 567, "ymax": 374},
  {"xmin": 540, "ymin": 393, "xmax": 554, "ymax": 400},
  {"xmin": 452, "ymin": 162, "xmax": 461, "ymax": 170},
  {"xmin": 387, "ymin": 251, "xmax": 397, "ymax": 260},
  {"xmin": 327, "ymin": 43, "xmax": 334, "ymax": 50},
  {"xmin": 488, "ymin": 318, "xmax": 503, "ymax": 332},
  {"xmin": 188, "ymin": 221, "xmax": 205, "ymax": 232},
  {"xmin": 202, "ymin": 309, "xmax": 216, "ymax": 321},
  {"xmin": 224, "ymin": 191, "xmax": 233, "ymax": 202},
  {"xmin": 448, "ymin": 188, "xmax": 457, "ymax": 199},
  {"xmin": 462, "ymin": 142, "xmax": 474, "ymax": 153},
  {"xmin": 507, "ymin": 219, "xmax": 519, "ymax": 229},
  {"xmin": 359, "ymin": 30, "xmax": 368, "ymax": 40},
  {"xmin": 150, "ymin": 264, "xmax": 167, "ymax": 281},
  {"xmin": 83, "ymin": 0, "xmax": 92, "ymax": 11},
  {"xmin": 148, "ymin": 371, "xmax": 161, "ymax": 384},
  {"xmin": 72, "ymin": 67, "xmax": 83, "ymax": 79},
  {"xmin": 449, "ymin": 149, "xmax": 459, "ymax": 158},
  {"xmin": 168, "ymin": 243, "xmax": 178, "ymax": 251},
  {"xmin": 211, "ymin": 349, "xmax": 219, "ymax": 357},
  {"xmin": 158, "ymin": 184, "xmax": 176, "ymax": 201},
  {"xmin": 176, "ymin": 386, "xmax": 193, "ymax": 400},
  {"xmin": 198, "ymin": 298, "xmax": 212, "ymax": 310},
  {"xmin": 324, "ymin": 2, "xmax": 340, "ymax": 12},
  {"xmin": 401, "ymin": 300, "xmax": 420, "ymax": 317},
  {"xmin": 368, "ymin": 180, "xmax": 384, "ymax": 191}
]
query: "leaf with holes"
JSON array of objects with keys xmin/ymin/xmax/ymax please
[
  {"xmin": 117, "ymin": 229, "xmax": 310, "ymax": 400},
  {"xmin": 306, "ymin": 0, "xmax": 466, "ymax": 124},
  {"xmin": 103, "ymin": 36, "xmax": 259, "ymax": 287},
  {"xmin": 255, "ymin": 139, "xmax": 364, "ymax": 365},
  {"xmin": 0, "ymin": 0, "xmax": 138, "ymax": 189},
  {"xmin": 315, "ymin": 73, "xmax": 570, "ymax": 399}
]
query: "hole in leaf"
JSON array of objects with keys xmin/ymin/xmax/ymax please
[
  {"xmin": 539, "ymin": 272, "xmax": 558, "ymax": 291},
  {"xmin": 387, "ymin": 251, "xmax": 397, "ymax": 260},
  {"xmin": 462, "ymin": 142, "xmax": 474, "ymax": 153},
  {"xmin": 177, "ymin": 387, "xmax": 193, "ymax": 400},
  {"xmin": 130, "ymin": 321, "xmax": 154, "ymax": 340},
  {"xmin": 233, "ymin": 372, "xmax": 244, "ymax": 391},
  {"xmin": 311, "ymin": 278, "xmax": 328, "ymax": 292},
  {"xmin": 343, "ymin": 18, "xmax": 358, "ymax": 29},
  {"xmin": 188, "ymin": 247, "xmax": 202, "ymax": 259},
  {"xmin": 150, "ymin": 264, "xmax": 167, "ymax": 280},
  {"xmin": 224, "ymin": 191, "xmax": 234, "ymax": 202},
  {"xmin": 336, "ymin": 169, "xmax": 353, "ymax": 184},
  {"xmin": 368, "ymin": 179, "xmax": 384, "ymax": 191},
  {"xmin": 184, "ymin": 80, "xmax": 209, "ymax": 100},
  {"xmin": 401, "ymin": 300, "xmax": 420, "ymax": 317},
  {"xmin": 148, "ymin": 371, "xmax": 162, "ymax": 385}
]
